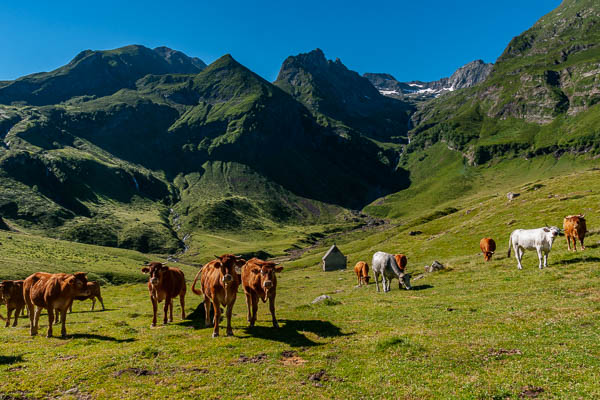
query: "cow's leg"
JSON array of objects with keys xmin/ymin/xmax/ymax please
[
  {"xmin": 251, "ymin": 293, "xmax": 259, "ymax": 327},
  {"xmin": 60, "ymin": 308, "xmax": 68, "ymax": 338},
  {"xmin": 68, "ymin": 303, "xmax": 72, "ymax": 314},
  {"xmin": 168, "ymin": 298, "xmax": 174, "ymax": 323},
  {"xmin": 573, "ymin": 235, "xmax": 578, "ymax": 251},
  {"xmin": 543, "ymin": 251, "xmax": 549, "ymax": 268},
  {"xmin": 203, "ymin": 297, "xmax": 212, "ymax": 327},
  {"xmin": 47, "ymin": 307, "xmax": 54, "ymax": 338},
  {"xmin": 98, "ymin": 295, "xmax": 105, "ymax": 311},
  {"xmin": 245, "ymin": 293, "xmax": 252, "ymax": 325},
  {"xmin": 269, "ymin": 295, "xmax": 278, "ymax": 328},
  {"xmin": 12, "ymin": 306, "xmax": 20, "ymax": 327},
  {"xmin": 163, "ymin": 296, "xmax": 171, "ymax": 324},
  {"xmin": 150, "ymin": 296, "xmax": 158, "ymax": 327},
  {"xmin": 225, "ymin": 302, "xmax": 234, "ymax": 337},
  {"xmin": 5, "ymin": 307, "xmax": 12, "ymax": 328},
  {"xmin": 27, "ymin": 302, "xmax": 36, "ymax": 336},
  {"xmin": 179, "ymin": 293, "xmax": 185, "ymax": 319},
  {"xmin": 91, "ymin": 298, "xmax": 96, "ymax": 311},
  {"xmin": 580, "ymin": 235, "xmax": 585, "ymax": 250},
  {"xmin": 381, "ymin": 275, "xmax": 387, "ymax": 292},
  {"xmin": 374, "ymin": 272, "xmax": 381, "ymax": 292},
  {"xmin": 536, "ymin": 248, "xmax": 543, "ymax": 269},
  {"xmin": 212, "ymin": 300, "xmax": 221, "ymax": 337},
  {"xmin": 33, "ymin": 306, "xmax": 43, "ymax": 336},
  {"xmin": 55, "ymin": 308, "xmax": 61, "ymax": 323},
  {"xmin": 516, "ymin": 246, "xmax": 523, "ymax": 270}
]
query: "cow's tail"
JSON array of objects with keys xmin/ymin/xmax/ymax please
[
  {"xmin": 191, "ymin": 266, "xmax": 204, "ymax": 296},
  {"xmin": 507, "ymin": 234, "xmax": 512, "ymax": 258}
]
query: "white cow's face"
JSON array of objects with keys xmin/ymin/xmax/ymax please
[{"xmin": 548, "ymin": 226, "xmax": 560, "ymax": 238}]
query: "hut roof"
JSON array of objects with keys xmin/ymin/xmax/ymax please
[{"xmin": 322, "ymin": 244, "xmax": 344, "ymax": 260}]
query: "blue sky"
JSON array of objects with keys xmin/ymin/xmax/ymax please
[{"xmin": 1, "ymin": 0, "xmax": 561, "ymax": 82}]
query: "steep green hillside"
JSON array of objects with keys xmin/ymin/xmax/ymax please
[{"xmin": 410, "ymin": 0, "xmax": 600, "ymax": 163}]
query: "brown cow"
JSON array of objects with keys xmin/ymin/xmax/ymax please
[
  {"xmin": 141, "ymin": 262, "xmax": 186, "ymax": 327},
  {"xmin": 564, "ymin": 214, "xmax": 587, "ymax": 251},
  {"xmin": 69, "ymin": 281, "xmax": 105, "ymax": 313},
  {"xmin": 480, "ymin": 238, "xmax": 496, "ymax": 261},
  {"xmin": 354, "ymin": 261, "xmax": 370, "ymax": 286},
  {"xmin": 0, "ymin": 280, "xmax": 26, "ymax": 327},
  {"xmin": 394, "ymin": 254, "xmax": 408, "ymax": 272},
  {"xmin": 241, "ymin": 258, "xmax": 283, "ymax": 328},
  {"xmin": 191, "ymin": 254, "xmax": 245, "ymax": 337},
  {"xmin": 23, "ymin": 272, "xmax": 90, "ymax": 337}
]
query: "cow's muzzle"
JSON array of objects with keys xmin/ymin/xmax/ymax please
[
  {"xmin": 263, "ymin": 280, "xmax": 273, "ymax": 289},
  {"xmin": 222, "ymin": 274, "xmax": 233, "ymax": 284}
]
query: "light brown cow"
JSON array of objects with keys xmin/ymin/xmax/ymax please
[
  {"xmin": 480, "ymin": 238, "xmax": 496, "ymax": 261},
  {"xmin": 23, "ymin": 272, "xmax": 90, "ymax": 337},
  {"xmin": 0, "ymin": 280, "xmax": 26, "ymax": 327},
  {"xmin": 564, "ymin": 214, "xmax": 587, "ymax": 251},
  {"xmin": 191, "ymin": 254, "xmax": 245, "ymax": 337},
  {"xmin": 393, "ymin": 254, "xmax": 408, "ymax": 272},
  {"xmin": 69, "ymin": 281, "xmax": 105, "ymax": 313},
  {"xmin": 241, "ymin": 258, "xmax": 283, "ymax": 328},
  {"xmin": 354, "ymin": 261, "xmax": 370, "ymax": 286},
  {"xmin": 141, "ymin": 262, "xmax": 186, "ymax": 327}
]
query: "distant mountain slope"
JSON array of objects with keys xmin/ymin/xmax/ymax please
[
  {"xmin": 274, "ymin": 49, "xmax": 414, "ymax": 142},
  {"xmin": 0, "ymin": 45, "xmax": 206, "ymax": 106},
  {"xmin": 0, "ymin": 50, "xmax": 409, "ymax": 252},
  {"xmin": 365, "ymin": 60, "xmax": 493, "ymax": 101}
]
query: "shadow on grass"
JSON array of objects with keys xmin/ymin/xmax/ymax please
[
  {"xmin": 560, "ymin": 256, "xmax": 600, "ymax": 265},
  {"xmin": 0, "ymin": 355, "xmax": 23, "ymax": 365},
  {"xmin": 239, "ymin": 319, "xmax": 351, "ymax": 347},
  {"xmin": 66, "ymin": 333, "xmax": 135, "ymax": 343},
  {"xmin": 69, "ymin": 309, "xmax": 115, "ymax": 314},
  {"xmin": 410, "ymin": 284, "xmax": 433, "ymax": 291},
  {"xmin": 178, "ymin": 303, "xmax": 220, "ymax": 330}
]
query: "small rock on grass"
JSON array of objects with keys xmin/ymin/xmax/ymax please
[{"xmin": 312, "ymin": 295, "xmax": 332, "ymax": 304}]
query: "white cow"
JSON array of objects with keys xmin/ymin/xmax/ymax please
[
  {"xmin": 507, "ymin": 226, "xmax": 560, "ymax": 269},
  {"xmin": 372, "ymin": 251, "xmax": 412, "ymax": 292}
]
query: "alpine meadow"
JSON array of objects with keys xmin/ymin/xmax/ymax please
[{"xmin": 1, "ymin": 1, "xmax": 600, "ymax": 398}]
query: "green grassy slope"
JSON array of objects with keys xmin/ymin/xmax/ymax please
[{"xmin": 1, "ymin": 168, "xmax": 600, "ymax": 399}]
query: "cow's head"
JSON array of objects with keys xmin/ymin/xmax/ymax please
[
  {"xmin": 71, "ymin": 272, "xmax": 90, "ymax": 296},
  {"xmin": 483, "ymin": 251, "xmax": 494, "ymax": 261},
  {"xmin": 363, "ymin": 275, "xmax": 371, "ymax": 284},
  {"xmin": 141, "ymin": 262, "xmax": 169, "ymax": 286},
  {"xmin": 543, "ymin": 226, "xmax": 561, "ymax": 239},
  {"xmin": 214, "ymin": 254, "xmax": 243, "ymax": 286},
  {"xmin": 251, "ymin": 261, "xmax": 283, "ymax": 297},
  {"xmin": 398, "ymin": 272, "xmax": 412, "ymax": 290}
]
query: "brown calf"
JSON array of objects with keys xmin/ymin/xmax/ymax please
[
  {"xmin": 0, "ymin": 280, "xmax": 26, "ymax": 327},
  {"xmin": 141, "ymin": 262, "xmax": 186, "ymax": 327},
  {"xmin": 69, "ymin": 281, "xmax": 105, "ymax": 313},
  {"xmin": 192, "ymin": 254, "xmax": 245, "ymax": 337},
  {"xmin": 241, "ymin": 258, "xmax": 283, "ymax": 328},
  {"xmin": 480, "ymin": 238, "xmax": 496, "ymax": 261},
  {"xmin": 394, "ymin": 254, "xmax": 408, "ymax": 272},
  {"xmin": 564, "ymin": 214, "xmax": 587, "ymax": 251},
  {"xmin": 23, "ymin": 272, "xmax": 90, "ymax": 337},
  {"xmin": 353, "ymin": 261, "xmax": 370, "ymax": 286}
]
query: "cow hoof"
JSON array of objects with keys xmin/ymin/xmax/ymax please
[
  {"xmin": 226, "ymin": 331, "xmax": 233, "ymax": 337},
  {"xmin": 212, "ymin": 332, "xmax": 219, "ymax": 338},
  {"xmin": 151, "ymin": 323, "xmax": 156, "ymax": 327}
]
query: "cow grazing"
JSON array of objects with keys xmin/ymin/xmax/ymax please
[
  {"xmin": 191, "ymin": 254, "xmax": 246, "ymax": 337},
  {"xmin": 563, "ymin": 214, "xmax": 587, "ymax": 251},
  {"xmin": 241, "ymin": 258, "xmax": 283, "ymax": 328},
  {"xmin": 480, "ymin": 238, "xmax": 496, "ymax": 261},
  {"xmin": 0, "ymin": 280, "xmax": 25, "ymax": 327},
  {"xmin": 507, "ymin": 226, "xmax": 560, "ymax": 270},
  {"xmin": 372, "ymin": 251, "xmax": 412, "ymax": 292},
  {"xmin": 23, "ymin": 272, "xmax": 91, "ymax": 337},
  {"xmin": 141, "ymin": 262, "xmax": 186, "ymax": 327},
  {"xmin": 393, "ymin": 254, "xmax": 408, "ymax": 272},
  {"xmin": 354, "ymin": 261, "xmax": 370, "ymax": 286},
  {"xmin": 69, "ymin": 281, "xmax": 105, "ymax": 313}
]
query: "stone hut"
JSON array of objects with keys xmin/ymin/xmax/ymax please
[{"xmin": 322, "ymin": 244, "xmax": 347, "ymax": 271}]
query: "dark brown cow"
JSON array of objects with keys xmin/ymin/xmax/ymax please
[
  {"xmin": 393, "ymin": 254, "xmax": 408, "ymax": 272},
  {"xmin": 353, "ymin": 261, "xmax": 370, "ymax": 286},
  {"xmin": 191, "ymin": 254, "xmax": 245, "ymax": 337},
  {"xmin": 241, "ymin": 258, "xmax": 283, "ymax": 328},
  {"xmin": 480, "ymin": 238, "xmax": 496, "ymax": 261},
  {"xmin": 69, "ymin": 281, "xmax": 105, "ymax": 313},
  {"xmin": 23, "ymin": 272, "xmax": 90, "ymax": 337},
  {"xmin": 564, "ymin": 214, "xmax": 587, "ymax": 251},
  {"xmin": 0, "ymin": 280, "xmax": 25, "ymax": 327},
  {"xmin": 141, "ymin": 262, "xmax": 186, "ymax": 327}
]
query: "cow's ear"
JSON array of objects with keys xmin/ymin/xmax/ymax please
[
  {"xmin": 543, "ymin": 228, "xmax": 550, "ymax": 232},
  {"xmin": 141, "ymin": 267, "xmax": 150, "ymax": 274},
  {"xmin": 274, "ymin": 266, "xmax": 284, "ymax": 273}
]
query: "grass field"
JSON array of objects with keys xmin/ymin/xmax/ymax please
[{"xmin": 2, "ymin": 165, "xmax": 600, "ymax": 399}]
